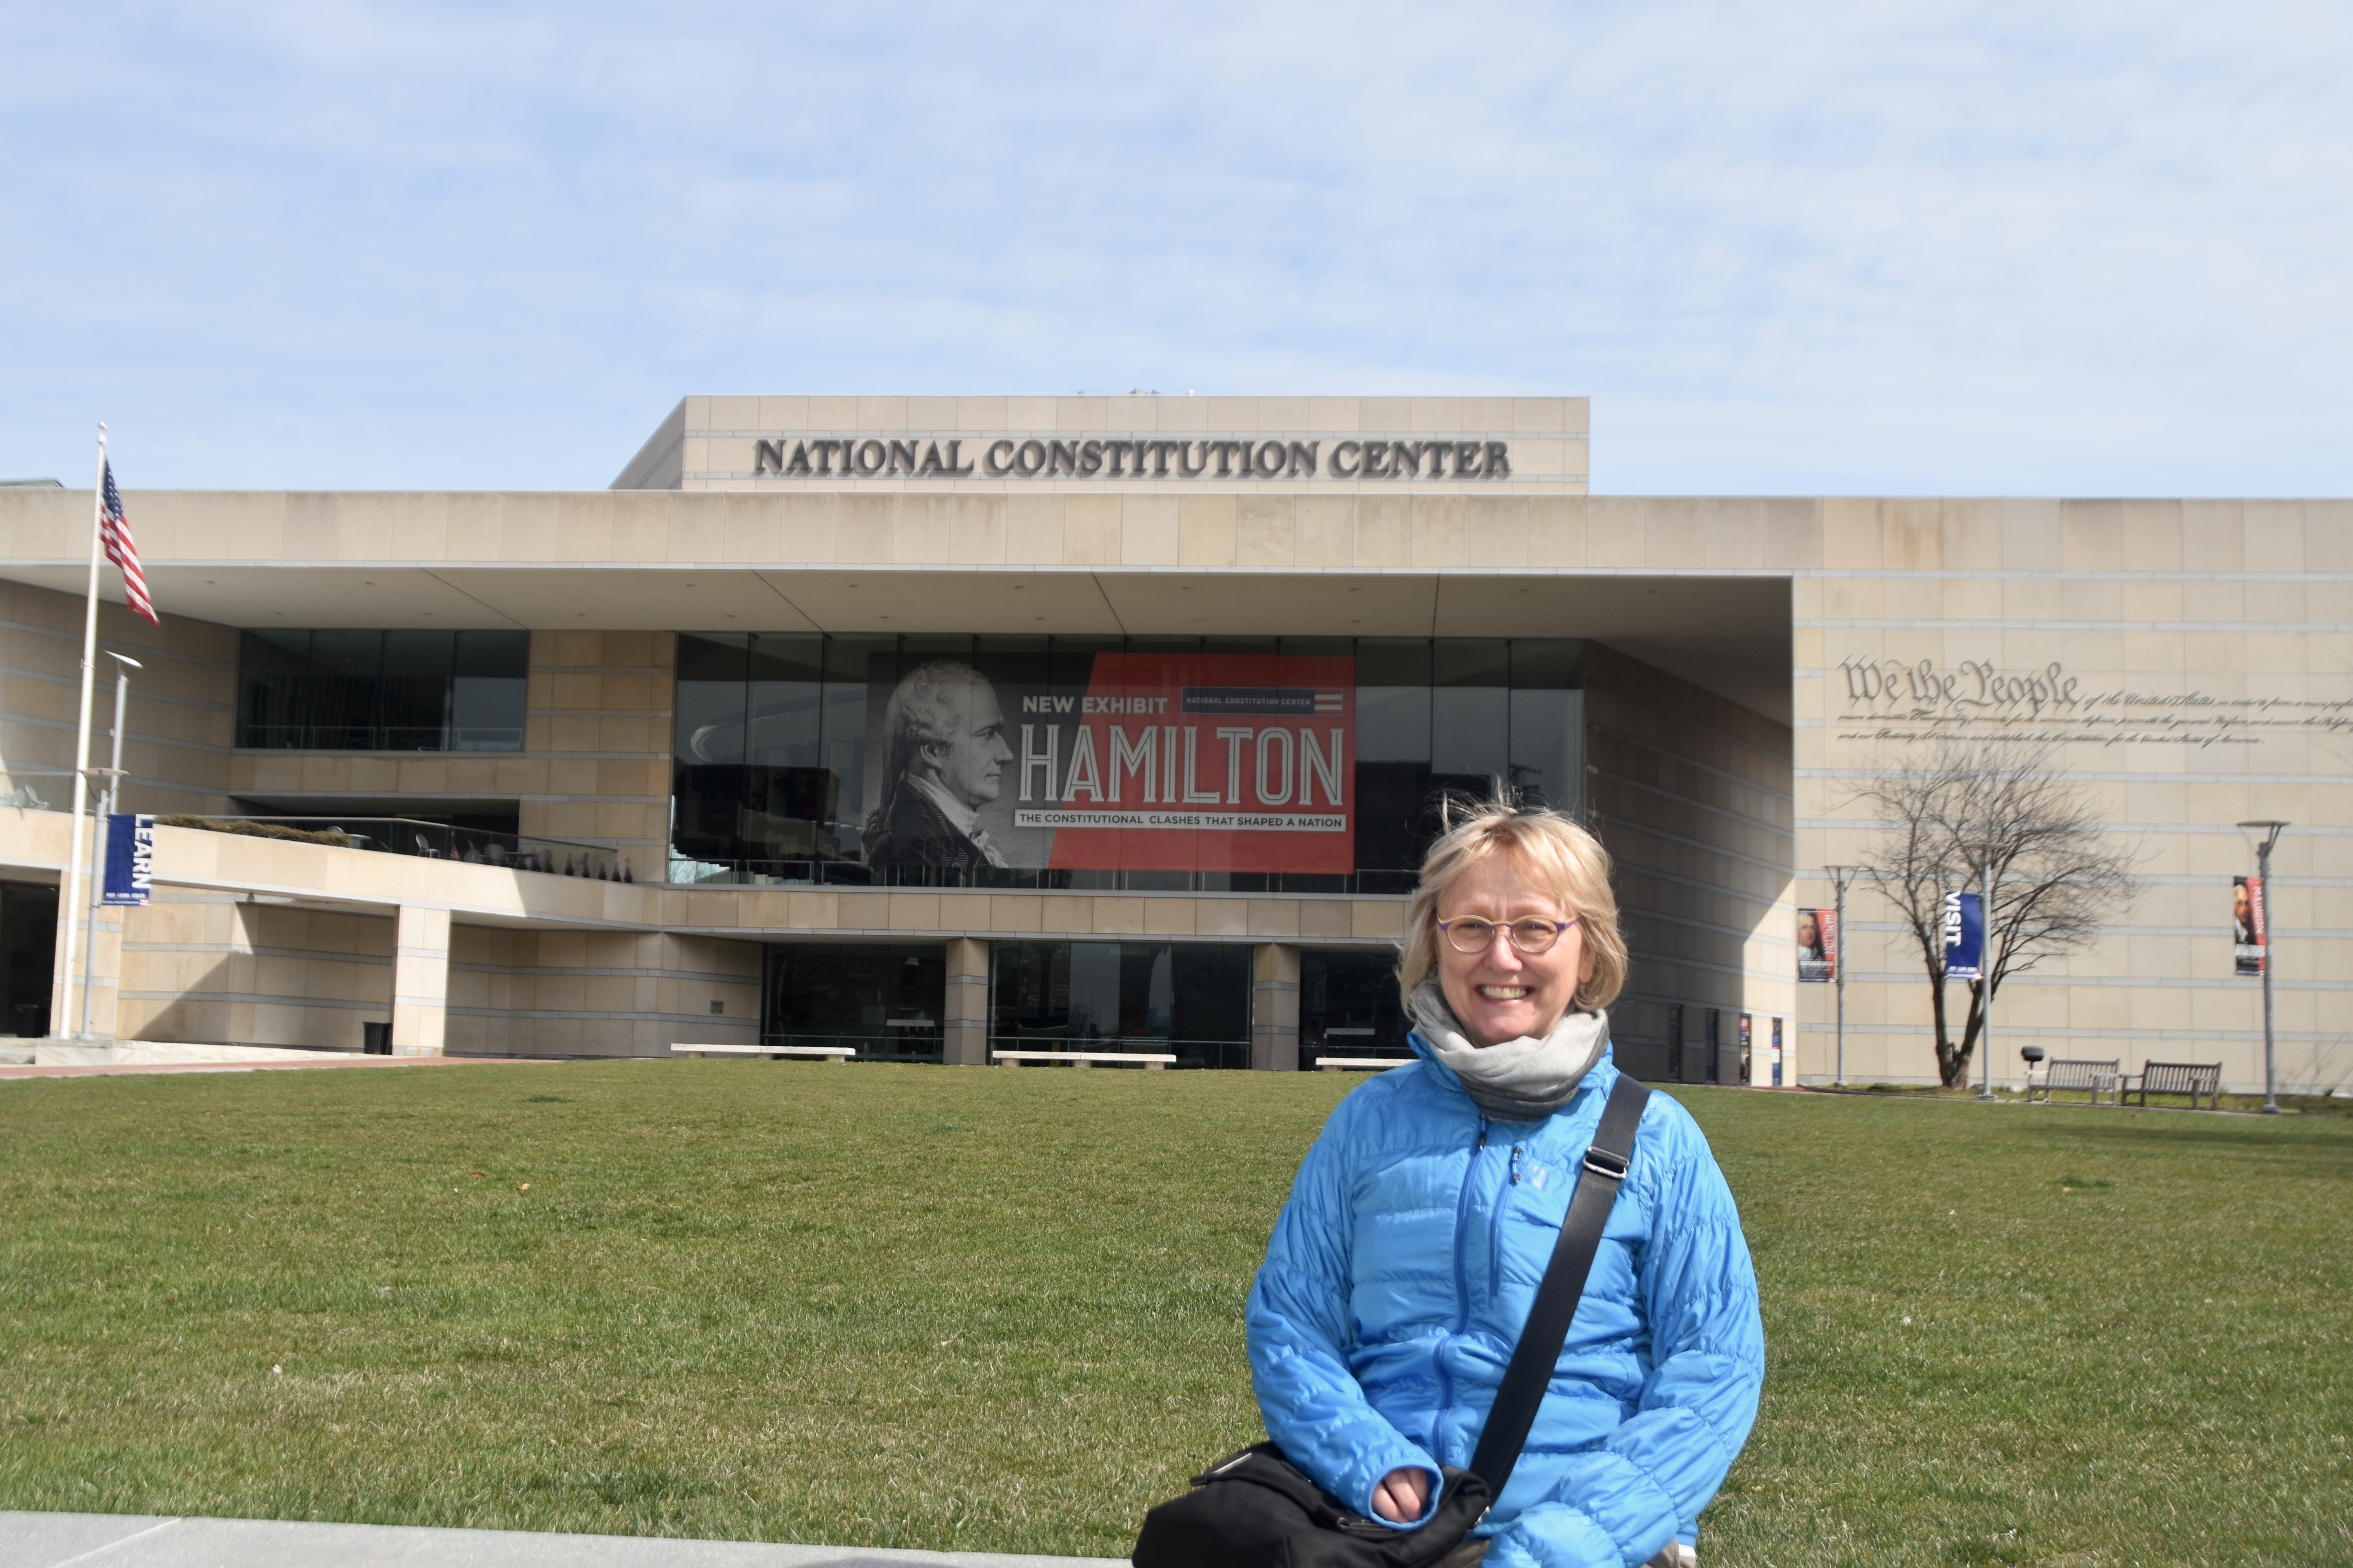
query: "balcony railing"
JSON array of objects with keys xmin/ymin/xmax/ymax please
[
  {"xmin": 0, "ymin": 770, "xmax": 72, "ymax": 811},
  {"xmin": 668, "ymin": 855, "xmax": 1417, "ymax": 895},
  {"xmin": 163, "ymin": 816, "xmax": 625, "ymax": 880},
  {"xmin": 235, "ymin": 724, "xmax": 526, "ymax": 753}
]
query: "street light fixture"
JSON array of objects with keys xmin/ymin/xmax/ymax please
[
  {"xmin": 1823, "ymin": 864, "xmax": 1856, "ymax": 1087},
  {"xmin": 1963, "ymin": 838, "xmax": 2001, "ymax": 1102},
  {"xmin": 2237, "ymin": 819, "xmax": 2289, "ymax": 1115}
]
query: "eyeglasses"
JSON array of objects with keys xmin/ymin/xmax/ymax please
[{"xmin": 1437, "ymin": 915, "xmax": 1578, "ymax": 955}]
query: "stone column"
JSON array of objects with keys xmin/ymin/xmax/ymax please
[
  {"xmin": 391, "ymin": 905, "xmax": 451, "ymax": 1057},
  {"xmin": 1251, "ymin": 943, "xmax": 1301, "ymax": 1072},
  {"xmin": 943, "ymin": 937, "xmax": 990, "ymax": 1065}
]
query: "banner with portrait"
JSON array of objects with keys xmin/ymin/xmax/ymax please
[
  {"xmin": 858, "ymin": 652, "xmax": 1356, "ymax": 875},
  {"xmin": 1797, "ymin": 906, "xmax": 1836, "ymax": 982},
  {"xmin": 2233, "ymin": 875, "xmax": 2266, "ymax": 977}
]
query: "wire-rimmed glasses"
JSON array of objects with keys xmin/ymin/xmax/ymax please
[{"xmin": 1437, "ymin": 915, "xmax": 1578, "ymax": 955}]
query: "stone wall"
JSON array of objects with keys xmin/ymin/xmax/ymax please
[{"xmin": 1586, "ymin": 644, "xmax": 1797, "ymax": 1084}]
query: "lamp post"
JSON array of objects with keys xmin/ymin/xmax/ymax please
[
  {"xmin": 1823, "ymin": 864, "xmax": 1855, "ymax": 1087},
  {"xmin": 1964, "ymin": 839, "xmax": 2000, "ymax": 1101},
  {"xmin": 2238, "ymin": 819, "xmax": 2288, "ymax": 1115},
  {"xmin": 77, "ymin": 652, "xmax": 141, "ymax": 1038}
]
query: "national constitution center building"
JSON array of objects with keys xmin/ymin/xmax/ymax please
[{"xmin": 1, "ymin": 397, "xmax": 2345, "ymax": 1092}]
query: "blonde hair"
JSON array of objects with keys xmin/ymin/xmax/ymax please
[{"xmin": 1397, "ymin": 797, "xmax": 1628, "ymax": 1014}]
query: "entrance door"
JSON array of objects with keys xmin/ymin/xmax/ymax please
[{"xmin": 2, "ymin": 880, "xmax": 59, "ymax": 1037}]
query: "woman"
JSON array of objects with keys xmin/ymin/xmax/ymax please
[{"xmin": 1247, "ymin": 802, "xmax": 1765, "ymax": 1567}]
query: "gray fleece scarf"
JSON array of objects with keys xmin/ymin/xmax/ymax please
[{"xmin": 1409, "ymin": 981, "xmax": 1609, "ymax": 1123}]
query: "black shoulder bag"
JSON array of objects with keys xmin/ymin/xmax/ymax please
[{"xmin": 1133, "ymin": 1074, "xmax": 1653, "ymax": 1568}]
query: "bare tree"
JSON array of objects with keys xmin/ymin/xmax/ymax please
[{"xmin": 1850, "ymin": 741, "xmax": 2142, "ymax": 1088}]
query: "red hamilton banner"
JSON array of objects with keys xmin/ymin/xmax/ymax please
[{"xmin": 1013, "ymin": 654, "xmax": 1355, "ymax": 873}]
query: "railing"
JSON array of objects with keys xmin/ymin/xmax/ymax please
[
  {"xmin": 164, "ymin": 816, "xmax": 625, "ymax": 880},
  {"xmin": 0, "ymin": 770, "xmax": 73, "ymax": 811},
  {"xmin": 235, "ymin": 724, "xmax": 525, "ymax": 753},
  {"xmin": 760, "ymin": 1027, "xmax": 943, "ymax": 1063},
  {"xmin": 669, "ymin": 855, "xmax": 1418, "ymax": 895}
]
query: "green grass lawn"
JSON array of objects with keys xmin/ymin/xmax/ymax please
[{"xmin": 2, "ymin": 1064, "xmax": 2347, "ymax": 1566}]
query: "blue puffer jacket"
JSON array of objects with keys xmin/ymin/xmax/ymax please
[{"xmin": 1246, "ymin": 1038, "xmax": 1764, "ymax": 1567}]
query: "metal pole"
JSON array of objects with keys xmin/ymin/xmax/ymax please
[
  {"xmin": 78, "ymin": 658, "xmax": 136, "ymax": 1037},
  {"xmin": 1829, "ymin": 867, "xmax": 1850, "ymax": 1086},
  {"xmin": 60, "ymin": 427, "xmax": 108, "ymax": 1038},
  {"xmin": 2259, "ymin": 832, "xmax": 2279, "ymax": 1115},
  {"xmin": 2239, "ymin": 819, "xmax": 2288, "ymax": 1115},
  {"xmin": 1977, "ymin": 850, "xmax": 1996, "ymax": 1101}
]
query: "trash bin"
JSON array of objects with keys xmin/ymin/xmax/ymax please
[{"xmin": 363, "ymin": 1021, "xmax": 391, "ymax": 1055}]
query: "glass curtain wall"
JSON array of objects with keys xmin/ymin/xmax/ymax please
[
  {"xmin": 671, "ymin": 634, "xmax": 1583, "ymax": 890},
  {"xmin": 988, "ymin": 940, "xmax": 1253, "ymax": 1069},
  {"xmin": 1300, "ymin": 948, "xmax": 1411, "ymax": 1067},
  {"xmin": 762, "ymin": 941, "xmax": 946, "ymax": 1061},
  {"xmin": 237, "ymin": 631, "xmax": 529, "ymax": 751}
]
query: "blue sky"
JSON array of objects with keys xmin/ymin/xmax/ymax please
[{"xmin": 3, "ymin": 1, "xmax": 2348, "ymax": 495}]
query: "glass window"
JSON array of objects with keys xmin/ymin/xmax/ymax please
[
  {"xmin": 671, "ymin": 635, "xmax": 1583, "ymax": 890},
  {"xmin": 672, "ymin": 634, "xmax": 752, "ymax": 871},
  {"xmin": 1509, "ymin": 640, "xmax": 1585, "ymax": 817},
  {"xmin": 1300, "ymin": 948, "xmax": 1410, "ymax": 1066},
  {"xmin": 237, "ymin": 629, "xmax": 526, "ymax": 751},
  {"xmin": 743, "ymin": 634, "xmax": 828, "ymax": 861},
  {"xmin": 989, "ymin": 940, "xmax": 1252, "ymax": 1069},
  {"xmin": 452, "ymin": 631, "xmax": 530, "ymax": 752},
  {"xmin": 1432, "ymin": 640, "xmax": 1508, "ymax": 782},
  {"xmin": 763, "ymin": 941, "xmax": 944, "ymax": 1061},
  {"xmin": 379, "ymin": 631, "xmax": 454, "ymax": 752},
  {"xmin": 820, "ymin": 636, "xmax": 895, "ymax": 868}
]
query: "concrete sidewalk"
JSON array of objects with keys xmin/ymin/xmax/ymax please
[{"xmin": 0, "ymin": 1513, "xmax": 1130, "ymax": 1567}]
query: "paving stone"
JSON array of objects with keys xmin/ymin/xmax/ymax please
[{"xmin": 0, "ymin": 1512, "xmax": 1130, "ymax": 1568}]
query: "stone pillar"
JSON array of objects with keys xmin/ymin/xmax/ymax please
[
  {"xmin": 391, "ymin": 905, "xmax": 451, "ymax": 1057},
  {"xmin": 943, "ymin": 937, "xmax": 990, "ymax": 1065},
  {"xmin": 1252, "ymin": 943, "xmax": 1301, "ymax": 1072}
]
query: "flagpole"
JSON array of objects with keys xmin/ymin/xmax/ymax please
[{"xmin": 60, "ymin": 426, "xmax": 107, "ymax": 1039}]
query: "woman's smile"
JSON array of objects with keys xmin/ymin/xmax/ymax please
[{"xmin": 1436, "ymin": 850, "xmax": 1595, "ymax": 1047}]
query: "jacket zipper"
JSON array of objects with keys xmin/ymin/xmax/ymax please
[
  {"xmin": 1436, "ymin": 1116, "xmax": 1489, "ymax": 1431},
  {"xmin": 1489, "ymin": 1147, "xmax": 1520, "ymax": 1331}
]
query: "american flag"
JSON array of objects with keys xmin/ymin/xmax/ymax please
[{"xmin": 99, "ymin": 460, "xmax": 157, "ymax": 625}]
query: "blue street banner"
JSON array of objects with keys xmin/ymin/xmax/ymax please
[
  {"xmin": 102, "ymin": 813, "xmax": 155, "ymax": 906},
  {"xmin": 1943, "ymin": 889, "xmax": 1984, "ymax": 981}
]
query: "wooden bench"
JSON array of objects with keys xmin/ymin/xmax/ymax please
[
  {"xmin": 670, "ymin": 1043, "xmax": 856, "ymax": 1061},
  {"xmin": 991, "ymin": 1050, "xmax": 1176, "ymax": 1070},
  {"xmin": 2122, "ymin": 1060, "xmax": 2223, "ymax": 1109},
  {"xmin": 1317, "ymin": 1056, "xmax": 1413, "ymax": 1072},
  {"xmin": 2025, "ymin": 1057, "xmax": 2120, "ymax": 1106}
]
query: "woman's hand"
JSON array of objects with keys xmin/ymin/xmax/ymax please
[{"xmin": 1370, "ymin": 1465, "xmax": 1432, "ymax": 1523}]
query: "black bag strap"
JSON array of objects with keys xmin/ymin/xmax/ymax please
[{"xmin": 1466, "ymin": 1072, "xmax": 1652, "ymax": 1497}]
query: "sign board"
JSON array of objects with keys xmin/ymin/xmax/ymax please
[
  {"xmin": 1943, "ymin": 890, "xmax": 1984, "ymax": 981},
  {"xmin": 859, "ymin": 652, "xmax": 1354, "ymax": 876},
  {"xmin": 102, "ymin": 813, "xmax": 155, "ymax": 907},
  {"xmin": 1798, "ymin": 906, "xmax": 1836, "ymax": 982},
  {"xmin": 2233, "ymin": 875, "xmax": 2267, "ymax": 976}
]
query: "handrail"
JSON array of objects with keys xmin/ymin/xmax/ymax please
[{"xmin": 161, "ymin": 815, "xmax": 628, "ymax": 881}]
